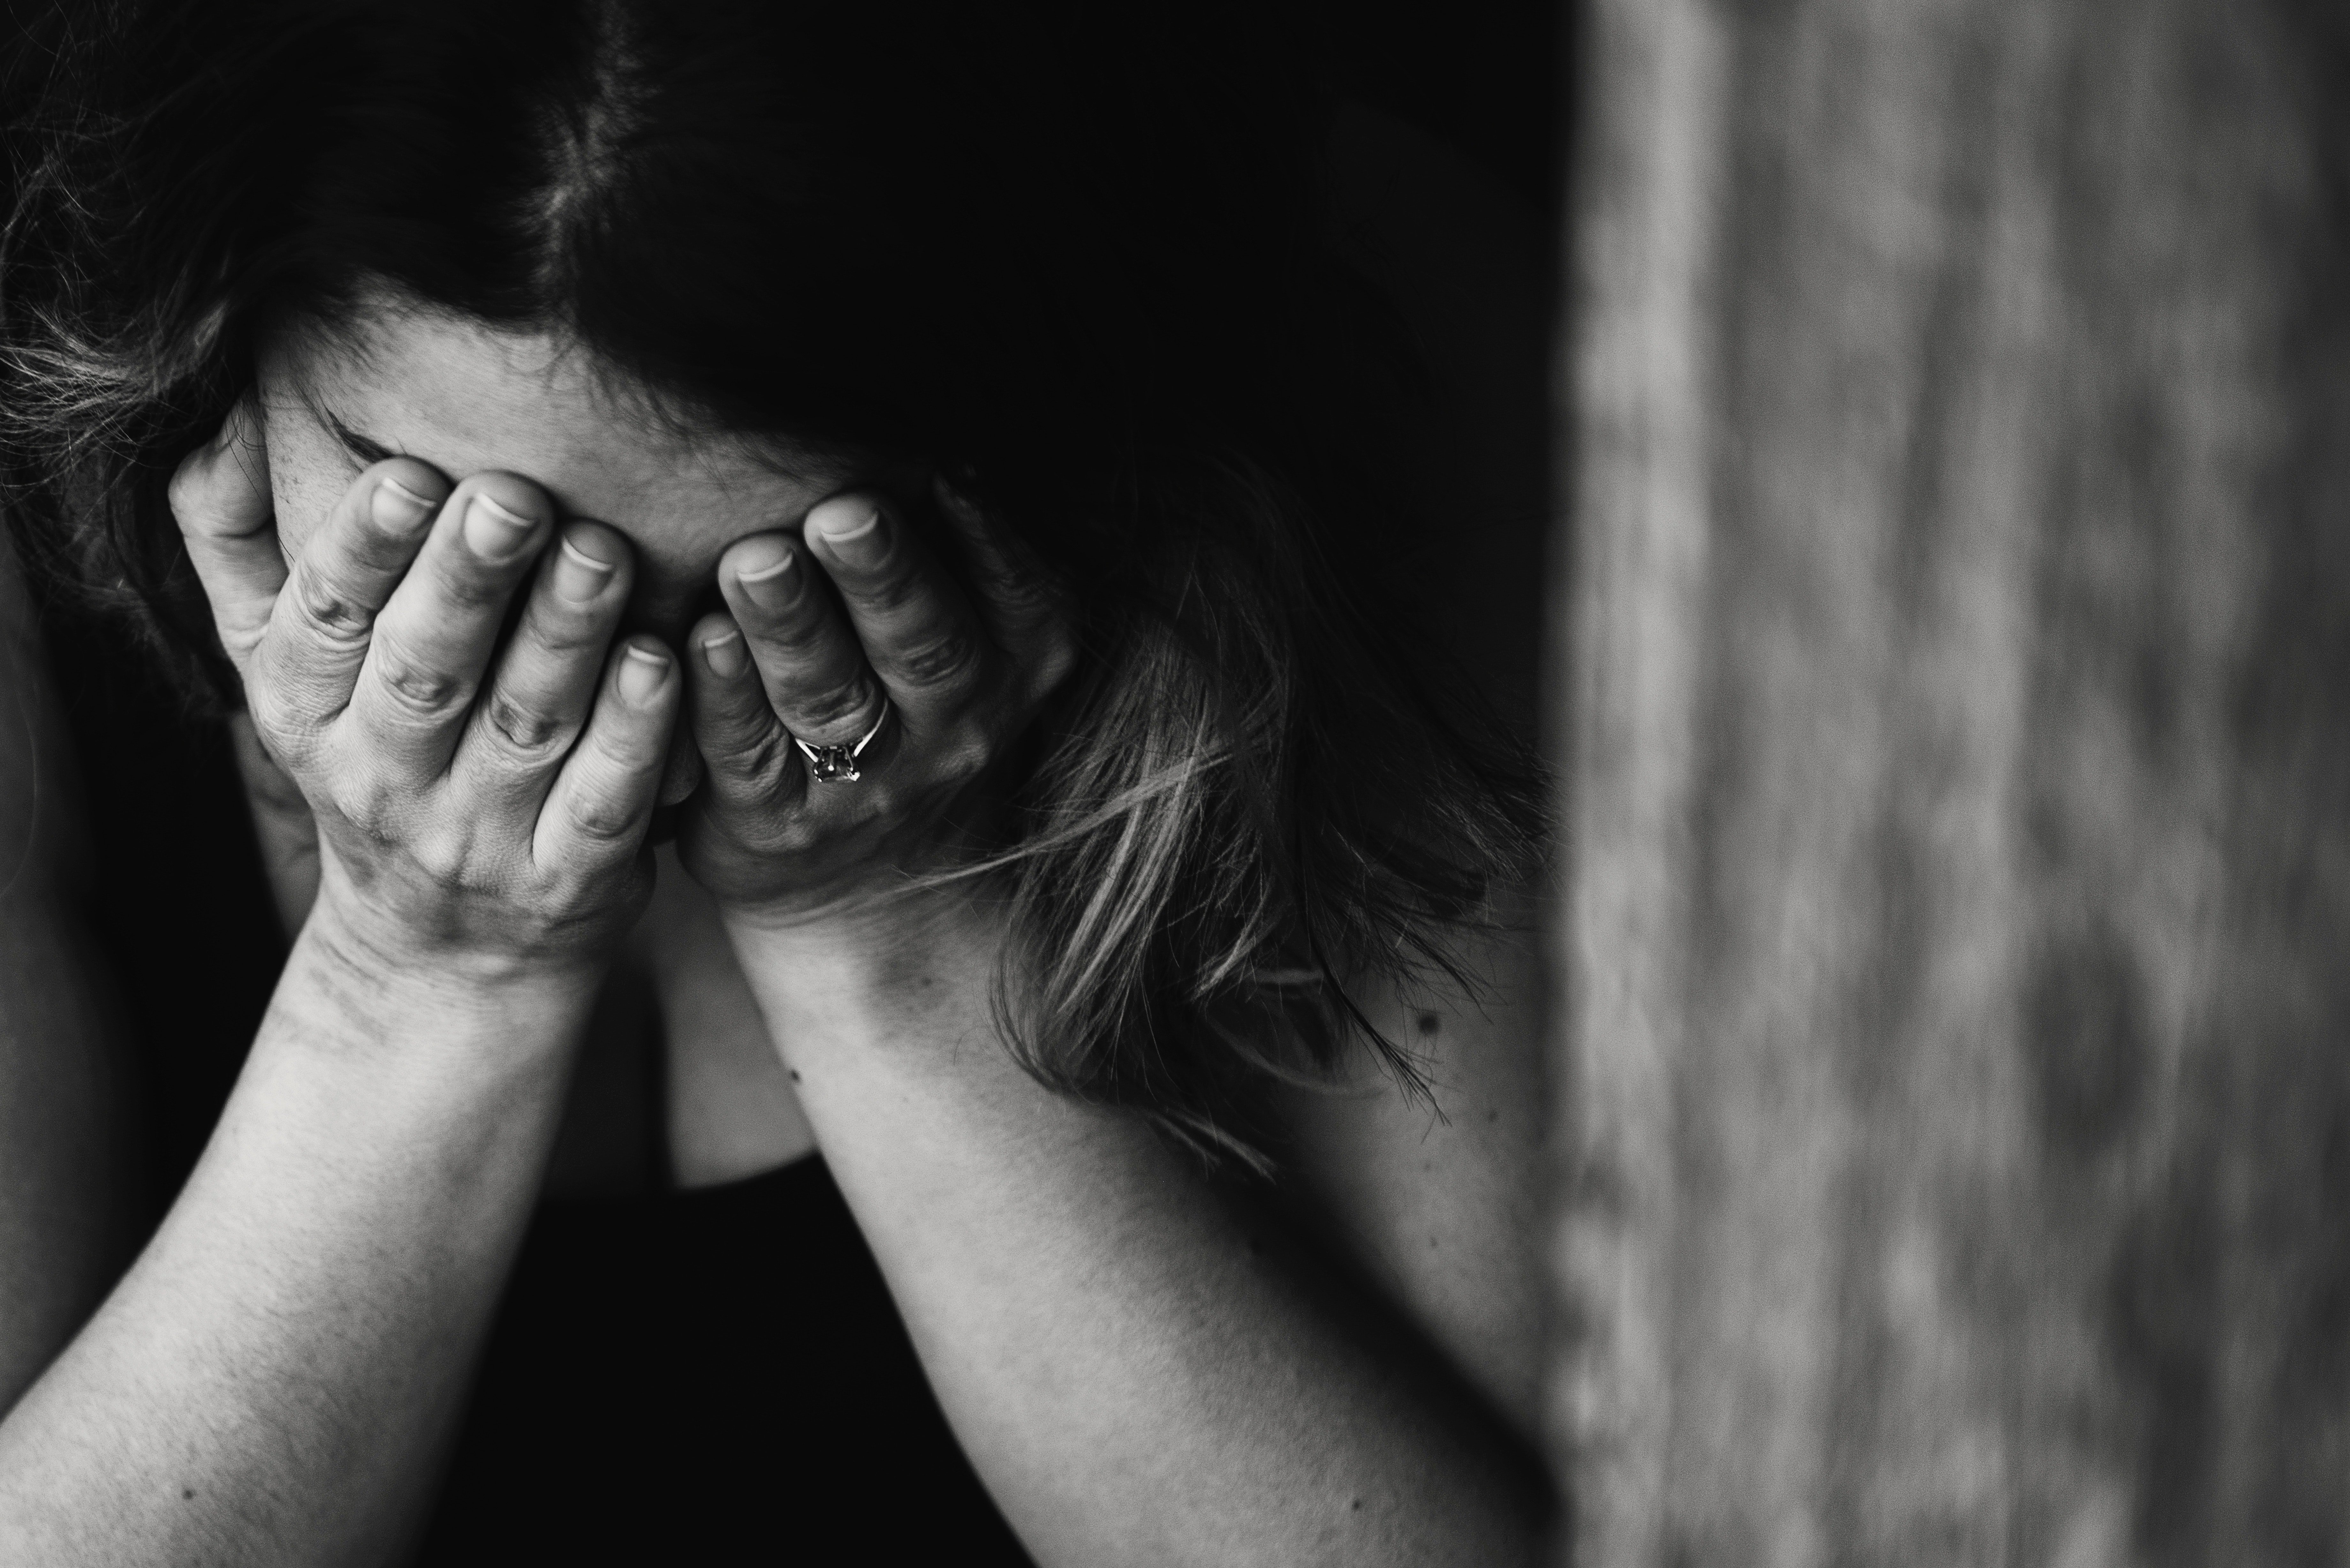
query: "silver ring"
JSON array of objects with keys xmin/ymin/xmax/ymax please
[{"xmin": 792, "ymin": 699, "xmax": 891, "ymax": 784}]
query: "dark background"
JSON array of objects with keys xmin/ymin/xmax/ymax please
[{"xmin": 1303, "ymin": 0, "xmax": 1562, "ymax": 230}]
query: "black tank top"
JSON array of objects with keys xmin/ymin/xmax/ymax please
[{"xmin": 42, "ymin": 602, "xmax": 1034, "ymax": 1565}]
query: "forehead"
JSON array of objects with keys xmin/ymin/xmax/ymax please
[{"xmin": 255, "ymin": 303, "xmax": 854, "ymax": 547}]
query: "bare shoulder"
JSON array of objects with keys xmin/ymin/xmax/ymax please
[{"xmin": 1266, "ymin": 901, "xmax": 1547, "ymax": 1442}]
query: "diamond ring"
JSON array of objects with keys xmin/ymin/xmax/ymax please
[{"xmin": 792, "ymin": 700, "xmax": 891, "ymax": 784}]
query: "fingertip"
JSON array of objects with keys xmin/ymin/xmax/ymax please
[
  {"xmin": 436, "ymin": 471, "xmax": 554, "ymax": 562},
  {"xmin": 380, "ymin": 472, "xmax": 438, "ymax": 510},
  {"xmin": 805, "ymin": 494, "xmax": 888, "ymax": 570},
  {"xmin": 461, "ymin": 491, "xmax": 543, "ymax": 563},
  {"xmin": 615, "ymin": 638, "xmax": 675, "ymax": 709},
  {"xmin": 697, "ymin": 620, "xmax": 749, "ymax": 681},
  {"xmin": 368, "ymin": 463, "xmax": 446, "ymax": 534},
  {"xmin": 463, "ymin": 471, "xmax": 557, "ymax": 524},
  {"xmin": 688, "ymin": 607, "xmax": 741, "ymax": 646},
  {"xmin": 723, "ymin": 527, "xmax": 796, "ymax": 589},
  {"xmin": 560, "ymin": 518, "xmax": 630, "ymax": 568},
  {"xmin": 720, "ymin": 533, "xmax": 805, "ymax": 620},
  {"xmin": 808, "ymin": 494, "xmax": 882, "ymax": 539},
  {"xmin": 551, "ymin": 522, "xmax": 628, "ymax": 604}
]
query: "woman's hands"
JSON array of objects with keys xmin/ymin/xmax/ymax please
[
  {"xmin": 174, "ymin": 398, "xmax": 1070, "ymax": 962},
  {"xmin": 678, "ymin": 482, "xmax": 1073, "ymax": 928},
  {"xmin": 170, "ymin": 400, "xmax": 677, "ymax": 984}
]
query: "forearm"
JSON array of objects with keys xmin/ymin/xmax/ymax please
[
  {"xmin": 727, "ymin": 902, "xmax": 1544, "ymax": 1568},
  {"xmin": 0, "ymin": 914, "xmax": 591, "ymax": 1567}
]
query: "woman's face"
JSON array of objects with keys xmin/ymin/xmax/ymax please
[{"xmin": 256, "ymin": 302, "xmax": 874, "ymax": 644}]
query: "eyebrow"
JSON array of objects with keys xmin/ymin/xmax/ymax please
[{"xmin": 324, "ymin": 410, "xmax": 402, "ymax": 465}]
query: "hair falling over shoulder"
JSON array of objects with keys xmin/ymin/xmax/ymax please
[{"xmin": 0, "ymin": 0, "xmax": 1550, "ymax": 1161}]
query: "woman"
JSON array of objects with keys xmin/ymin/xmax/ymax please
[{"xmin": 0, "ymin": 1, "xmax": 1552, "ymax": 1561}]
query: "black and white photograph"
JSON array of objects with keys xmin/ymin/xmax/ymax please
[{"xmin": 0, "ymin": 1, "xmax": 2342, "ymax": 1564}]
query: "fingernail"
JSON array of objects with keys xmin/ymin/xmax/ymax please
[
  {"xmin": 372, "ymin": 475, "xmax": 438, "ymax": 532},
  {"xmin": 463, "ymin": 492, "xmax": 538, "ymax": 561},
  {"xmin": 734, "ymin": 540, "xmax": 798, "ymax": 611},
  {"xmin": 553, "ymin": 531, "xmax": 618, "ymax": 603},
  {"xmin": 812, "ymin": 502, "xmax": 885, "ymax": 568},
  {"xmin": 701, "ymin": 626, "xmax": 748, "ymax": 679},
  {"xmin": 617, "ymin": 644, "xmax": 671, "ymax": 706}
]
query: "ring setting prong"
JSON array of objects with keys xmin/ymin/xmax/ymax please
[{"xmin": 793, "ymin": 702, "xmax": 891, "ymax": 784}]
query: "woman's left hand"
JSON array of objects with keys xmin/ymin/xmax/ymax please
[{"xmin": 676, "ymin": 479, "xmax": 1073, "ymax": 928}]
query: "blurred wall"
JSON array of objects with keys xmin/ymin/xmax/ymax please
[{"xmin": 1553, "ymin": 2, "xmax": 2350, "ymax": 1563}]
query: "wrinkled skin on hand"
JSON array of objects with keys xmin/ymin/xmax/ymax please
[
  {"xmin": 675, "ymin": 480, "xmax": 1075, "ymax": 930},
  {"xmin": 170, "ymin": 397, "xmax": 680, "ymax": 980}
]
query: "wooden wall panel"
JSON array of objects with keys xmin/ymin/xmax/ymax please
[{"xmin": 1552, "ymin": 3, "xmax": 2350, "ymax": 1563}]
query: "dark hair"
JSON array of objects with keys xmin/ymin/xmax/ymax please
[{"xmin": 2, "ymin": 0, "xmax": 1545, "ymax": 1159}]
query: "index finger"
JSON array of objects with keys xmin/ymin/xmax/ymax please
[{"xmin": 247, "ymin": 456, "xmax": 451, "ymax": 741}]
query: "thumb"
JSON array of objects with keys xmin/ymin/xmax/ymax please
[{"xmin": 167, "ymin": 393, "xmax": 282, "ymax": 673}]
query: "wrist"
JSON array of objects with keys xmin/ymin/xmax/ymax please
[
  {"xmin": 280, "ymin": 894, "xmax": 602, "ymax": 1071},
  {"xmin": 722, "ymin": 878, "xmax": 998, "ymax": 974},
  {"xmin": 721, "ymin": 885, "xmax": 1009, "ymax": 1056},
  {"xmin": 305, "ymin": 869, "xmax": 606, "ymax": 987}
]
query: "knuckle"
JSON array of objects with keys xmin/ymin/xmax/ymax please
[
  {"xmin": 341, "ymin": 765, "xmax": 400, "ymax": 829},
  {"xmin": 480, "ymin": 687, "xmax": 573, "ymax": 760},
  {"xmin": 788, "ymin": 676, "xmax": 878, "ymax": 733},
  {"xmin": 566, "ymin": 785, "xmax": 642, "ymax": 845},
  {"xmin": 724, "ymin": 806, "xmax": 821, "ymax": 858},
  {"xmin": 396, "ymin": 818, "xmax": 468, "ymax": 885},
  {"xmin": 580, "ymin": 714, "xmax": 664, "ymax": 783},
  {"xmin": 853, "ymin": 563, "xmax": 927, "ymax": 617},
  {"xmin": 527, "ymin": 610, "xmax": 608, "ymax": 662},
  {"xmin": 706, "ymin": 719, "xmax": 794, "ymax": 786},
  {"xmin": 416, "ymin": 841, "xmax": 470, "ymax": 888},
  {"xmin": 999, "ymin": 581, "xmax": 1064, "ymax": 630},
  {"xmin": 891, "ymin": 624, "xmax": 982, "ymax": 689},
  {"xmin": 372, "ymin": 642, "xmax": 469, "ymax": 718},
  {"xmin": 767, "ymin": 817, "xmax": 826, "ymax": 856},
  {"xmin": 245, "ymin": 683, "xmax": 306, "ymax": 758},
  {"xmin": 432, "ymin": 555, "xmax": 514, "ymax": 614},
  {"xmin": 761, "ymin": 610, "xmax": 838, "ymax": 660},
  {"xmin": 938, "ymin": 725, "xmax": 994, "ymax": 782},
  {"xmin": 1028, "ymin": 630, "xmax": 1079, "ymax": 698},
  {"xmin": 346, "ymin": 507, "xmax": 425, "ymax": 570},
  {"xmin": 289, "ymin": 562, "xmax": 377, "ymax": 649}
]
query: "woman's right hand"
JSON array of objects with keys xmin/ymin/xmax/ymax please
[{"xmin": 167, "ymin": 397, "xmax": 680, "ymax": 984}]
